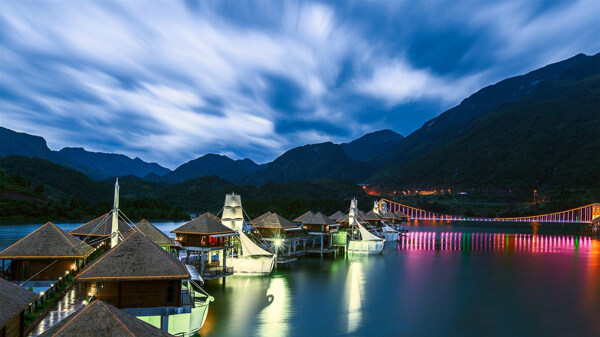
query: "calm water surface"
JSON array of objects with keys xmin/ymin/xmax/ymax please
[{"xmin": 1, "ymin": 220, "xmax": 598, "ymax": 336}]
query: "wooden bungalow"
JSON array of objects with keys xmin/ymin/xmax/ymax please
[
  {"xmin": 69, "ymin": 213, "xmax": 132, "ymax": 248},
  {"xmin": 0, "ymin": 222, "xmax": 93, "ymax": 282},
  {"xmin": 75, "ymin": 231, "xmax": 189, "ymax": 309},
  {"xmin": 135, "ymin": 219, "xmax": 174, "ymax": 252},
  {"xmin": 335, "ymin": 209, "xmax": 368, "ymax": 228},
  {"xmin": 294, "ymin": 212, "xmax": 340, "ymax": 256},
  {"xmin": 252, "ymin": 213, "xmax": 305, "ymax": 264},
  {"xmin": 0, "ymin": 278, "xmax": 38, "ymax": 337},
  {"xmin": 38, "ymin": 300, "xmax": 172, "ymax": 337},
  {"xmin": 171, "ymin": 213, "xmax": 238, "ymax": 280}
]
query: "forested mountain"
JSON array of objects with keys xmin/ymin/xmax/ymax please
[
  {"xmin": 340, "ymin": 129, "xmax": 404, "ymax": 162},
  {"xmin": 370, "ymin": 52, "xmax": 600, "ymax": 192},
  {"xmin": 243, "ymin": 142, "xmax": 373, "ymax": 185},
  {"xmin": 153, "ymin": 154, "xmax": 262, "ymax": 184}
]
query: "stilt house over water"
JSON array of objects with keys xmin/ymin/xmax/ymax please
[
  {"xmin": 75, "ymin": 231, "xmax": 189, "ymax": 309},
  {"xmin": 294, "ymin": 212, "xmax": 340, "ymax": 256},
  {"xmin": 38, "ymin": 300, "xmax": 172, "ymax": 337},
  {"xmin": 172, "ymin": 213, "xmax": 238, "ymax": 280},
  {"xmin": 0, "ymin": 278, "xmax": 38, "ymax": 337},
  {"xmin": 74, "ymin": 231, "xmax": 212, "ymax": 336},
  {"xmin": 0, "ymin": 222, "xmax": 93, "ymax": 282},
  {"xmin": 252, "ymin": 212, "xmax": 305, "ymax": 264},
  {"xmin": 135, "ymin": 219, "xmax": 175, "ymax": 252}
]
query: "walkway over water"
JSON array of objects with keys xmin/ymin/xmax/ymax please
[
  {"xmin": 381, "ymin": 199, "xmax": 600, "ymax": 224},
  {"xmin": 29, "ymin": 287, "xmax": 84, "ymax": 337}
]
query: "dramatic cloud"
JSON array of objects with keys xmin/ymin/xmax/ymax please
[{"xmin": 0, "ymin": 0, "xmax": 598, "ymax": 167}]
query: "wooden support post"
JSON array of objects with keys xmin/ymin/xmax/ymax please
[{"xmin": 201, "ymin": 251, "xmax": 205, "ymax": 275}]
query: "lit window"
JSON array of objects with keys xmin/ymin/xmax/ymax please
[{"xmin": 97, "ymin": 282, "xmax": 104, "ymax": 292}]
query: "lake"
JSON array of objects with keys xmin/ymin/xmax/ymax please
[{"xmin": 1, "ymin": 220, "xmax": 598, "ymax": 336}]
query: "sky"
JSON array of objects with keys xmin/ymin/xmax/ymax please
[{"xmin": 1, "ymin": 0, "xmax": 599, "ymax": 169}]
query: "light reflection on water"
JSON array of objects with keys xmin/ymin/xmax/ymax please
[{"xmin": 1, "ymin": 221, "xmax": 598, "ymax": 336}]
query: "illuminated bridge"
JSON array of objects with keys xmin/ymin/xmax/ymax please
[{"xmin": 380, "ymin": 199, "xmax": 600, "ymax": 224}]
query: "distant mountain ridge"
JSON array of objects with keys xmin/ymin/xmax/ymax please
[
  {"xmin": 1, "ymin": 52, "xmax": 598, "ymax": 189},
  {"xmin": 152, "ymin": 153, "xmax": 262, "ymax": 184},
  {"xmin": 0, "ymin": 127, "xmax": 170, "ymax": 180}
]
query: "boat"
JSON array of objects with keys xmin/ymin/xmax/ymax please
[
  {"xmin": 220, "ymin": 193, "xmax": 275, "ymax": 276},
  {"xmin": 347, "ymin": 198, "xmax": 385, "ymax": 254}
]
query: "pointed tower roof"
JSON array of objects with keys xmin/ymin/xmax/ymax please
[
  {"xmin": 329, "ymin": 211, "xmax": 344, "ymax": 221},
  {"xmin": 69, "ymin": 213, "xmax": 132, "ymax": 237},
  {"xmin": 0, "ymin": 222, "xmax": 93, "ymax": 259},
  {"xmin": 38, "ymin": 300, "xmax": 172, "ymax": 337},
  {"xmin": 135, "ymin": 219, "xmax": 173, "ymax": 247},
  {"xmin": 0, "ymin": 278, "xmax": 38, "ymax": 327},
  {"xmin": 293, "ymin": 211, "xmax": 315, "ymax": 223},
  {"xmin": 171, "ymin": 213, "xmax": 235, "ymax": 235},
  {"xmin": 253, "ymin": 213, "xmax": 298, "ymax": 229},
  {"xmin": 75, "ymin": 231, "xmax": 189, "ymax": 281}
]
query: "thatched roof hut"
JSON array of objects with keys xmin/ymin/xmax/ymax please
[
  {"xmin": 0, "ymin": 222, "xmax": 93, "ymax": 259},
  {"xmin": 172, "ymin": 213, "xmax": 235, "ymax": 236},
  {"xmin": 0, "ymin": 278, "xmax": 37, "ymax": 332},
  {"xmin": 75, "ymin": 231, "xmax": 189, "ymax": 282},
  {"xmin": 329, "ymin": 211, "xmax": 344, "ymax": 221},
  {"xmin": 134, "ymin": 219, "xmax": 173, "ymax": 248},
  {"xmin": 70, "ymin": 213, "xmax": 132, "ymax": 238},
  {"xmin": 363, "ymin": 210, "xmax": 384, "ymax": 221},
  {"xmin": 252, "ymin": 211, "xmax": 273, "ymax": 224},
  {"xmin": 253, "ymin": 213, "xmax": 298, "ymax": 230},
  {"xmin": 293, "ymin": 211, "xmax": 315, "ymax": 223},
  {"xmin": 302, "ymin": 212, "xmax": 338, "ymax": 226},
  {"xmin": 38, "ymin": 300, "xmax": 172, "ymax": 337}
]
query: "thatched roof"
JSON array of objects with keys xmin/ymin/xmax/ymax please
[
  {"xmin": 303, "ymin": 212, "xmax": 338, "ymax": 226},
  {"xmin": 329, "ymin": 211, "xmax": 344, "ymax": 221},
  {"xmin": 135, "ymin": 219, "xmax": 173, "ymax": 247},
  {"xmin": 75, "ymin": 231, "xmax": 189, "ymax": 282},
  {"xmin": 0, "ymin": 222, "xmax": 93, "ymax": 259},
  {"xmin": 253, "ymin": 213, "xmax": 298, "ymax": 229},
  {"xmin": 0, "ymin": 278, "xmax": 37, "ymax": 327},
  {"xmin": 591, "ymin": 217, "xmax": 600, "ymax": 224},
  {"xmin": 363, "ymin": 210, "xmax": 384, "ymax": 221},
  {"xmin": 293, "ymin": 211, "xmax": 315, "ymax": 223},
  {"xmin": 171, "ymin": 213, "xmax": 235, "ymax": 235},
  {"xmin": 252, "ymin": 211, "xmax": 272, "ymax": 224},
  {"xmin": 70, "ymin": 213, "xmax": 132, "ymax": 237},
  {"xmin": 205, "ymin": 212, "xmax": 221, "ymax": 222},
  {"xmin": 39, "ymin": 300, "xmax": 173, "ymax": 337},
  {"xmin": 381, "ymin": 211, "xmax": 399, "ymax": 220}
]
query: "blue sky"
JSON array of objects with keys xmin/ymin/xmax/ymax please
[{"xmin": 1, "ymin": 0, "xmax": 599, "ymax": 168}]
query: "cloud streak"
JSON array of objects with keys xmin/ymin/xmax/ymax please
[{"xmin": 0, "ymin": 0, "xmax": 598, "ymax": 168}]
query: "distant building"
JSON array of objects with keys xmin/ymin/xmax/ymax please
[
  {"xmin": 252, "ymin": 212, "xmax": 305, "ymax": 264},
  {"xmin": 172, "ymin": 213, "xmax": 238, "ymax": 280},
  {"xmin": 134, "ymin": 219, "xmax": 174, "ymax": 252},
  {"xmin": 294, "ymin": 211, "xmax": 340, "ymax": 256}
]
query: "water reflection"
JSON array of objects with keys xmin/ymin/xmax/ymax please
[
  {"xmin": 257, "ymin": 277, "xmax": 289, "ymax": 336},
  {"xmin": 400, "ymin": 232, "xmax": 595, "ymax": 253},
  {"xmin": 344, "ymin": 262, "xmax": 363, "ymax": 334}
]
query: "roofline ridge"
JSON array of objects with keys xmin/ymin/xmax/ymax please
[
  {"xmin": 52, "ymin": 298, "xmax": 97, "ymax": 336},
  {"xmin": 99, "ymin": 301, "xmax": 135, "ymax": 336},
  {"xmin": 0, "ymin": 222, "xmax": 47, "ymax": 256},
  {"xmin": 70, "ymin": 213, "xmax": 110, "ymax": 232}
]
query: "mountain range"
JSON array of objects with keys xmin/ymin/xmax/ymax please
[{"xmin": 1, "ymin": 52, "xmax": 598, "ymax": 192}]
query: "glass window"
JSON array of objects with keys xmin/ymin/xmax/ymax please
[
  {"xmin": 166, "ymin": 283, "xmax": 176, "ymax": 305},
  {"xmin": 97, "ymin": 281, "xmax": 104, "ymax": 292}
]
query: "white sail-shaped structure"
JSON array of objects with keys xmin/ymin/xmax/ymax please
[
  {"xmin": 221, "ymin": 193, "xmax": 274, "ymax": 275},
  {"xmin": 374, "ymin": 200, "xmax": 400, "ymax": 241},
  {"xmin": 348, "ymin": 198, "xmax": 385, "ymax": 254}
]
